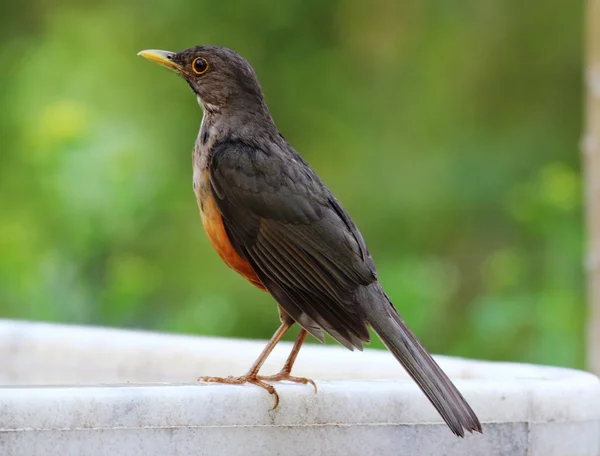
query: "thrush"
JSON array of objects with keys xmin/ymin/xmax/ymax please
[{"xmin": 138, "ymin": 45, "xmax": 482, "ymax": 437}]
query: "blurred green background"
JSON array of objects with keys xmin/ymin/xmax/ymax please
[{"xmin": 0, "ymin": 1, "xmax": 584, "ymax": 368}]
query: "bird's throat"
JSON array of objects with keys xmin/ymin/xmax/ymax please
[{"xmin": 197, "ymin": 96, "xmax": 222, "ymax": 116}]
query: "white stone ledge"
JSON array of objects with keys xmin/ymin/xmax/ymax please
[{"xmin": 0, "ymin": 319, "xmax": 598, "ymax": 455}]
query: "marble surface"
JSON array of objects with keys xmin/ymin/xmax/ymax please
[{"xmin": 0, "ymin": 319, "xmax": 598, "ymax": 456}]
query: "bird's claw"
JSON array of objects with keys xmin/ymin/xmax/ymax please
[
  {"xmin": 197, "ymin": 372, "xmax": 317, "ymax": 409},
  {"xmin": 259, "ymin": 372, "xmax": 318, "ymax": 394}
]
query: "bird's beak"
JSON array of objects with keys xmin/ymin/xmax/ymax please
[{"xmin": 137, "ymin": 49, "xmax": 182, "ymax": 73}]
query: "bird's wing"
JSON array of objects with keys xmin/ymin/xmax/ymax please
[{"xmin": 209, "ymin": 139, "xmax": 378, "ymax": 349}]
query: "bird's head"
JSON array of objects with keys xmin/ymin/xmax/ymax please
[{"xmin": 138, "ymin": 45, "xmax": 266, "ymax": 114}]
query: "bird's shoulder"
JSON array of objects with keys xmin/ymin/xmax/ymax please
[{"xmin": 209, "ymin": 137, "xmax": 330, "ymax": 223}]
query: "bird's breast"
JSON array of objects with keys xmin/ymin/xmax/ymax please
[{"xmin": 194, "ymin": 166, "xmax": 265, "ymax": 291}]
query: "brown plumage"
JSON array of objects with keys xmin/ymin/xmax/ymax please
[
  {"xmin": 198, "ymin": 169, "xmax": 265, "ymax": 291},
  {"xmin": 139, "ymin": 45, "xmax": 482, "ymax": 437}
]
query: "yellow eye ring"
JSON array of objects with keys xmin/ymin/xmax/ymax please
[{"xmin": 192, "ymin": 57, "xmax": 209, "ymax": 75}]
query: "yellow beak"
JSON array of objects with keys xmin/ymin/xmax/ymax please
[{"xmin": 137, "ymin": 49, "xmax": 182, "ymax": 72}]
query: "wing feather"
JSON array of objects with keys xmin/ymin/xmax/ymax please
[{"xmin": 210, "ymin": 140, "xmax": 377, "ymax": 349}]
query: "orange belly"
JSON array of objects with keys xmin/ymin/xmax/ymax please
[{"xmin": 199, "ymin": 191, "xmax": 266, "ymax": 291}]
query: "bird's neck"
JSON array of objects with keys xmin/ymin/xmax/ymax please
[{"xmin": 198, "ymin": 98, "xmax": 280, "ymax": 147}]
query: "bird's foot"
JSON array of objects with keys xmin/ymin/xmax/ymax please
[
  {"xmin": 259, "ymin": 371, "xmax": 317, "ymax": 394},
  {"xmin": 197, "ymin": 371, "xmax": 317, "ymax": 409},
  {"xmin": 198, "ymin": 374, "xmax": 282, "ymax": 408}
]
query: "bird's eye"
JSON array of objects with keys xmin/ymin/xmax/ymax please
[{"xmin": 192, "ymin": 57, "xmax": 209, "ymax": 75}]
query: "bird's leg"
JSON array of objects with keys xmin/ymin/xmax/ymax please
[
  {"xmin": 198, "ymin": 322, "xmax": 292, "ymax": 408},
  {"xmin": 198, "ymin": 324, "xmax": 317, "ymax": 408},
  {"xmin": 257, "ymin": 329, "xmax": 317, "ymax": 393}
]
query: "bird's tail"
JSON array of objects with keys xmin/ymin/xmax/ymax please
[{"xmin": 360, "ymin": 283, "xmax": 482, "ymax": 437}]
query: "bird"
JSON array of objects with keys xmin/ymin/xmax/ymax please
[{"xmin": 138, "ymin": 45, "xmax": 482, "ymax": 437}]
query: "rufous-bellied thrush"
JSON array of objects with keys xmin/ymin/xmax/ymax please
[{"xmin": 138, "ymin": 46, "xmax": 481, "ymax": 437}]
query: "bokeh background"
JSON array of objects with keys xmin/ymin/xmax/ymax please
[{"xmin": 0, "ymin": 1, "xmax": 584, "ymax": 368}]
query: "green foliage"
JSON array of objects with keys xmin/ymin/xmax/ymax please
[{"xmin": 0, "ymin": 0, "xmax": 584, "ymax": 367}]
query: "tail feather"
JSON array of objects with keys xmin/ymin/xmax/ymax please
[{"xmin": 361, "ymin": 284, "xmax": 482, "ymax": 437}]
